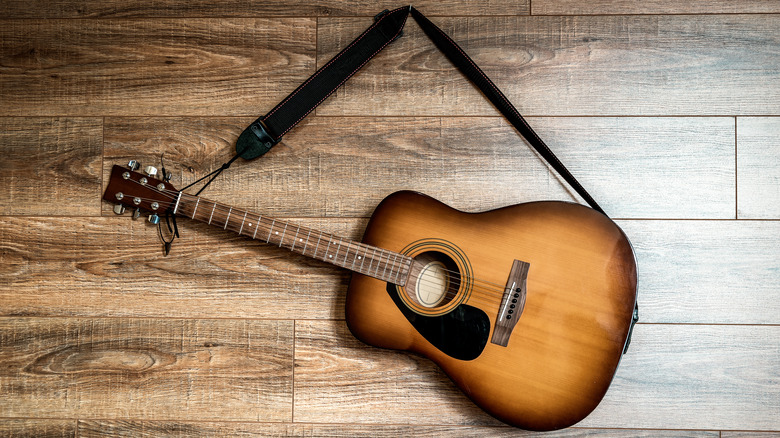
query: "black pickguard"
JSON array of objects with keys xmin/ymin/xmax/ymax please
[{"xmin": 386, "ymin": 283, "xmax": 489, "ymax": 361}]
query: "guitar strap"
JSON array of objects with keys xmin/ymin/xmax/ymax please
[{"xmin": 233, "ymin": 5, "xmax": 639, "ymax": 351}]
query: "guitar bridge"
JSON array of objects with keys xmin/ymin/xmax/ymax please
[{"xmin": 490, "ymin": 259, "xmax": 530, "ymax": 347}]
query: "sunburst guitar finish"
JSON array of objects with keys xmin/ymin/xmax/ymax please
[{"xmin": 346, "ymin": 191, "xmax": 637, "ymax": 431}]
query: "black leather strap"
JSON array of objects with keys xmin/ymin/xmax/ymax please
[{"xmin": 237, "ymin": 5, "xmax": 605, "ymax": 215}]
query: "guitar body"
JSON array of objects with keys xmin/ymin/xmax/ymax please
[{"xmin": 346, "ymin": 191, "xmax": 637, "ymax": 431}]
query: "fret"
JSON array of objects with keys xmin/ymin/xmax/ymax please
[
  {"xmin": 191, "ymin": 198, "xmax": 200, "ymax": 219},
  {"xmin": 374, "ymin": 249, "xmax": 382, "ymax": 277},
  {"xmin": 224, "ymin": 207, "xmax": 232, "ymax": 230},
  {"xmin": 381, "ymin": 249, "xmax": 389, "ymax": 279},
  {"xmin": 238, "ymin": 211, "xmax": 247, "ymax": 235},
  {"xmin": 172, "ymin": 192, "xmax": 182, "ymax": 215},
  {"xmin": 393, "ymin": 254, "xmax": 401, "ymax": 284},
  {"xmin": 334, "ymin": 241, "xmax": 342, "ymax": 265},
  {"xmin": 252, "ymin": 214, "xmax": 260, "ymax": 239},
  {"xmin": 358, "ymin": 247, "xmax": 366, "ymax": 273},
  {"xmin": 343, "ymin": 242, "xmax": 350, "ymax": 264},
  {"xmin": 267, "ymin": 219, "xmax": 275, "ymax": 242},
  {"xmin": 208, "ymin": 203, "xmax": 216, "ymax": 224},
  {"xmin": 366, "ymin": 248, "xmax": 376, "ymax": 274},
  {"xmin": 313, "ymin": 233, "xmax": 322, "ymax": 259},
  {"xmin": 324, "ymin": 239, "xmax": 332, "ymax": 261},
  {"xmin": 279, "ymin": 223, "xmax": 288, "ymax": 248},
  {"xmin": 302, "ymin": 230, "xmax": 312, "ymax": 255},
  {"xmin": 290, "ymin": 226, "xmax": 300, "ymax": 251},
  {"xmin": 386, "ymin": 252, "xmax": 395, "ymax": 281}
]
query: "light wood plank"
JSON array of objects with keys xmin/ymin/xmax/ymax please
[
  {"xmin": 103, "ymin": 116, "xmax": 734, "ymax": 219},
  {"xmin": 581, "ymin": 325, "xmax": 780, "ymax": 430},
  {"xmin": 0, "ymin": 420, "xmax": 76, "ymax": 438},
  {"xmin": 0, "ymin": 1, "xmax": 528, "ymax": 18},
  {"xmin": 0, "ymin": 19, "xmax": 315, "ymax": 116},
  {"xmin": 723, "ymin": 433, "xmax": 780, "ymax": 438},
  {"xmin": 619, "ymin": 220, "xmax": 780, "ymax": 325},
  {"xmin": 737, "ymin": 117, "xmax": 780, "ymax": 219},
  {"xmin": 0, "ymin": 118, "xmax": 102, "ymax": 216},
  {"xmin": 77, "ymin": 420, "xmax": 719, "ymax": 437},
  {"xmin": 295, "ymin": 320, "xmax": 780, "ymax": 430},
  {"xmin": 316, "ymin": 15, "xmax": 780, "ymax": 116},
  {"xmin": 0, "ymin": 216, "xmax": 361, "ymax": 319},
  {"xmin": 0, "ymin": 317, "xmax": 292, "ymax": 421},
  {"xmin": 532, "ymin": 0, "xmax": 780, "ymax": 15}
]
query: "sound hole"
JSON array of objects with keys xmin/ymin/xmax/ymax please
[{"xmin": 403, "ymin": 251, "xmax": 462, "ymax": 314}]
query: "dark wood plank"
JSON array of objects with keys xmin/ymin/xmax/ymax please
[
  {"xmin": 103, "ymin": 116, "xmax": 734, "ymax": 219},
  {"xmin": 0, "ymin": 216, "xmax": 361, "ymax": 319},
  {"xmin": 533, "ymin": 0, "xmax": 780, "ymax": 15},
  {"xmin": 0, "ymin": 1, "xmax": 528, "ymax": 19},
  {"xmin": 295, "ymin": 320, "xmax": 780, "ymax": 430},
  {"xmin": 581, "ymin": 324, "xmax": 780, "ymax": 430},
  {"xmin": 77, "ymin": 420, "xmax": 719, "ymax": 437},
  {"xmin": 620, "ymin": 220, "xmax": 780, "ymax": 324},
  {"xmin": 0, "ymin": 118, "xmax": 102, "ymax": 216},
  {"xmin": 0, "ymin": 317, "xmax": 293, "ymax": 421},
  {"xmin": 316, "ymin": 15, "xmax": 780, "ymax": 116},
  {"xmin": 0, "ymin": 19, "xmax": 315, "ymax": 116},
  {"xmin": 0, "ymin": 420, "xmax": 76, "ymax": 438},
  {"xmin": 737, "ymin": 117, "xmax": 780, "ymax": 219}
]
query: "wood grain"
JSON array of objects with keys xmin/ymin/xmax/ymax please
[
  {"xmin": 77, "ymin": 420, "xmax": 720, "ymax": 437},
  {"xmin": 619, "ymin": 220, "xmax": 780, "ymax": 325},
  {"xmin": 0, "ymin": 118, "xmax": 102, "ymax": 216},
  {"xmin": 0, "ymin": 19, "xmax": 315, "ymax": 117},
  {"xmin": 0, "ymin": 216, "xmax": 362, "ymax": 319},
  {"xmin": 532, "ymin": 0, "xmax": 780, "ymax": 15},
  {"xmin": 0, "ymin": 420, "xmax": 76, "ymax": 438},
  {"xmin": 0, "ymin": 1, "xmax": 528, "ymax": 19},
  {"xmin": 737, "ymin": 117, "xmax": 780, "ymax": 219},
  {"xmin": 295, "ymin": 320, "xmax": 780, "ymax": 430},
  {"xmin": 0, "ymin": 317, "xmax": 293, "ymax": 421},
  {"xmin": 316, "ymin": 15, "xmax": 780, "ymax": 116},
  {"xmin": 581, "ymin": 324, "xmax": 780, "ymax": 430},
  {"xmin": 103, "ymin": 116, "xmax": 734, "ymax": 219}
]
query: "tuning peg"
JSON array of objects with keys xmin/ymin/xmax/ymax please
[
  {"xmin": 132, "ymin": 208, "xmax": 141, "ymax": 220},
  {"xmin": 128, "ymin": 160, "xmax": 141, "ymax": 171},
  {"xmin": 163, "ymin": 170, "xmax": 172, "ymax": 182},
  {"xmin": 148, "ymin": 214, "xmax": 160, "ymax": 225},
  {"xmin": 144, "ymin": 165, "xmax": 158, "ymax": 178},
  {"xmin": 113, "ymin": 204, "xmax": 126, "ymax": 215}
]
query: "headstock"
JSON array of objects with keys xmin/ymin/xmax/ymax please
[{"xmin": 103, "ymin": 162, "xmax": 180, "ymax": 223}]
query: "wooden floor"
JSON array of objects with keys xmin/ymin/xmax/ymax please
[{"xmin": 1, "ymin": 0, "xmax": 779, "ymax": 436}]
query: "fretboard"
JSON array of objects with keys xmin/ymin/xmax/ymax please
[{"xmin": 173, "ymin": 192, "xmax": 411, "ymax": 286}]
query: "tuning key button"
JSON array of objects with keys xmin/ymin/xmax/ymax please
[
  {"xmin": 163, "ymin": 171, "xmax": 172, "ymax": 182},
  {"xmin": 128, "ymin": 160, "xmax": 140, "ymax": 171},
  {"xmin": 148, "ymin": 214, "xmax": 160, "ymax": 225},
  {"xmin": 144, "ymin": 166, "xmax": 158, "ymax": 177},
  {"xmin": 113, "ymin": 204, "xmax": 126, "ymax": 215}
]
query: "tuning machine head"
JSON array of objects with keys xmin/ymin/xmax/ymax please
[
  {"xmin": 128, "ymin": 160, "xmax": 141, "ymax": 171},
  {"xmin": 148, "ymin": 214, "xmax": 161, "ymax": 225},
  {"xmin": 144, "ymin": 165, "xmax": 158, "ymax": 178},
  {"xmin": 113, "ymin": 204, "xmax": 126, "ymax": 215}
]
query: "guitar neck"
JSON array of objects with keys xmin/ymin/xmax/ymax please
[{"xmin": 172, "ymin": 192, "xmax": 411, "ymax": 286}]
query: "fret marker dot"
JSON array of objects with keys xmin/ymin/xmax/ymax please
[
  {"xmin": 299, "ymin": 238, "xmax": 303, "ymax": 242},
  {"xmin": 358, "ymin": 256, "xmax": 362, "ymax": 260},
  {"xmin": 275, "ymin": 231, "xmax": 279, "ymax": 235},
  {"xmin": 249, "ymin": 223, "xmax": 252, "ymax": 226},
  {"xmin": 328, "ymin": 255, "xmax": 333, "ymax": 258}
]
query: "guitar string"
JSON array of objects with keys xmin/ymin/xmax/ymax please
[
  {"xmin": 120, "ymin": 180, "xmax": 515, "ymax": 302},
  {"xmin": 120, "ymin": 188, "xmax": 512, "ymax": 307},
  {"xmin": 119, "ymin": 181, "xmax": 514, "ymax": 304}
]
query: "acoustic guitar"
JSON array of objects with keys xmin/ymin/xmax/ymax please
[{"xmin": 103, "ymin": 162, "xmax": 638, "ymax": 431}]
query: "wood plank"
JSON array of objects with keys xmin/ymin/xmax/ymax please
[
  {"xmin": 0, "ymin": 118, "xmax": 102, "ymax": 216},
  {"xmin": 581, "ymin": 325, "xmax": 780, "ymax": 430},
  {"xmin": 532, "ymin": 0, "xmax": 780, "ymax": 15},
  {"xmin": 0, "ymin": 420, "xmax": 76, "ymax": 438},
  {"xmin": 295, "ymin": 320, "xmax": 780, "ymax": 430},
  {"xmin": 0, "ymin": 19, "xmax": 315, "ymax": 116},
  {"xmin": 619, "ymin": 220, "xmax": 780, "ymax": 325},
  {"xmin": 723, "ymin": 434, "xmax": 780, "ymax": 438},
  {"xmin": 0, "ymin": 1, "xmax": 528, "ymax": 19},
  {"xmin": 0, "ymin": 317, "xmax": 293, "ymax": 421},
  {"xmin": 103, "ymin": 116, "xmax": 734, "ymax": 219},
  {"xmin": 77, "ymin": 420, "xmax": 719, "ymax": 437},
  {"xmin": 316, "ymin": 15, "xmax": 780, "ymax": 116},
  {"xmin": 737, "ymin": 117, "xmax": 780, "ymax": 219},
  {"xmin": 0, "ymin": 216, "xmax": 361, "ymax": 319}
]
